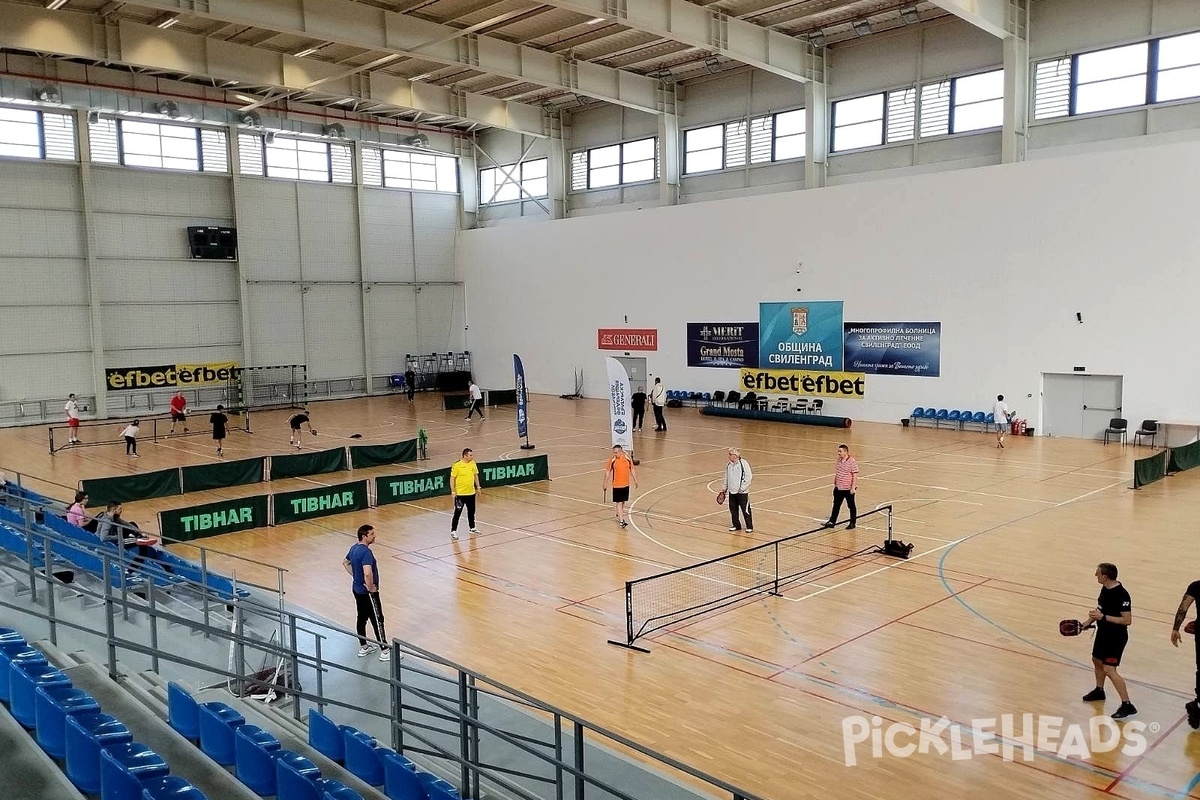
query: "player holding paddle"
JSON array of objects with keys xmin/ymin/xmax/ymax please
[
  {"xmin": 1170, "ymin": 581, "xmax": 1200, "ymax": 729},
  {"xmin": 1076, "ymin": 563, "xmax": 1136, "ymax": 719}
]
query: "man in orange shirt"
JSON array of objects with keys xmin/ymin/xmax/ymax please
[{"xmin": 603, "ymin": 445, "xmax": 638, "ymax": 529}]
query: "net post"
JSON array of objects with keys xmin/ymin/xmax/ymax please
[
  {"xmin": 772, "ymin": 543, "xmax": 780, "ymax": 596},
  {"xmin": 48, "ymin": 426, "xmax": 55, "ymax": 455},
  {"xmin": 607, "ymin": 580, "xmax": 650, "ymax": 652},
  {"xmin": 886, "ymin": 504, "xmax": 893, "ymax": 544}
]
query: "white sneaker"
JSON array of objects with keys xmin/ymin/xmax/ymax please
[
  {"xmin": 728, "ymin": 526, "xmax": 741, "ymax": 532},
  {"xmin": 469, "ymin": 528, "xmax": 479, "ymax": 535},
  {"xmin": 379, "ymin": 648, "xmax": 390, "ymax": 662},
  {"xmin": 451, "ymin": 531, "xmax": 459, "ymax": 540},
  {"xmin": 357, "ymin": 645, "xmax": 374, "ymax": 657}
]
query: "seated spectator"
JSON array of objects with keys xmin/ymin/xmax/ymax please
[
  {"xmin": 67, "ymin": 491, "xmax": 89, "ymax": 528},
  {"xmin": 94, "ymin": 501, "xmax": 166, "ymax": 571}
]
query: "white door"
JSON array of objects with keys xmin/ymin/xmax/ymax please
[
  {"xmin": 1041, "ymin": 373, "xmax": 1123, "ymax": 440},
  {"xmin": 615, "ymin": 357, "xmax": 648, "ymax": 393}
]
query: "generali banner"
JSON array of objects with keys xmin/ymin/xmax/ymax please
[{"xmin": 597, "ymin": 328, "xmax": 658, "ymax": 351}]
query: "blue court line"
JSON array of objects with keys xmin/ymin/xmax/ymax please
[{"xmin": 1177, "ymin": 772, "xmax": 1200, "ymax": 799}]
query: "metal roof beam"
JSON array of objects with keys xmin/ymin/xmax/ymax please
[
  {"xmin": 532, "ymin": 0, "xmax": 821, "ymax": 82},
  {"xmin": 0, "ymin": 1, "xmax": 549, "ymax": 137},
  {"xmin": 108, "ymin": 0, "xmax": 663, "ymax": 113},
  {"xmin": 925, "ymin": 0, "xmax": 1010, "ymax": 38}
]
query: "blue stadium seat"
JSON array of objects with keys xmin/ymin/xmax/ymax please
[
  {"xmin": 100, "ymin": 742, "xmax": 169, "ymax": 800},
  {"xmin": 66, "ymin": 712, "xmax": 133, "ymax": 793},
  {"xmin": 167, "ymin": 682, "xmax": 200, "ymax": 741},
  {"xmin": 308, "ymin": 709, "xmax": 347, "ymax": 763},
  {"xmin": 342, "ymin": 729, "xmax": 385, "ymax": 786},
  {"xmin": 10, "ymin": 659, "xmax": 71, "ymax": 728},
  {"xmin": 923, "ymin": 407, "xmax": 936, "ymax": 418},
  {"xmin": 141, "ymin": 775, "xmax": 210, "ymax": 800},
  {"xmin": 911, "ymin": 407, "xmax": 924, "ymax": 419},
  {"xmin": 0, "ymin": 626, "xmax": 23, "ymax": 642},
  {"xmin": 985, "ymin": 413, "xmax": 995, "ymax": 424},
  {"xmin": 380, "ymin": 749, "xmax": 425, "ymax": 800},
  {"xmin": 35, "ymin": 684, "xmax": 101, "ymax": 758},
  {"xmin": 418, "ymin": 772, "xmax": 460, "ymax": 800},
  {"xmin": 947, "ymin": 410, "xmax": 962, "ymax": 428},
  {"xmin": 234, "ymin": 724, "xmax": 283, "ymax": 796},
  {"xmin": 319, "ymin": 778, "xmax": 364, "ymax": 800},
  {"xmin": 275, "ymin": 752, "xmax": 322, "ymax": 800},
  {"xmin": 0, "ymin": 641, "xmax": 44, "ymax": 702},
  {"xmin": 197, "ymin": 702, "xmax": 245, "ymax": 766}
]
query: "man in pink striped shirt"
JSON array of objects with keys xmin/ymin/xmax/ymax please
[{"xmin": 823, "ymin": 444, "xmax": 859, "ymax": 530}]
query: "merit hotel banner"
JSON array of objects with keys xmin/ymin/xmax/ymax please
[
  {"xmin": 759, "ymin": 302, "xmax": 844, "ymax": 370},
  {"xmin": 686, "ymin": 323, "xmax": 759, "ymax": 368}
]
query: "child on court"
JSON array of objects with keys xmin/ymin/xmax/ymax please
[
  {"xmin": 603, "ymin": 445, "xmax": 637, "ymax": 528},
  {"xmin": 210, "ymin": 405, "xmax": 229, "ymax": 456},
  {"xmin": 120, "ymin": 420, "xmax": 140, "ymax": 458}
]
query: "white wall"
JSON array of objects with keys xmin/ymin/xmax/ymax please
[{"xmin": 457, "ymin": 137, "xmax": 1200, "ymax": 427}]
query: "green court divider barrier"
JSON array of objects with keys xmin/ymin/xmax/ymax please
[
  {"xmin": 181, "ymin": 457, "xmax": 266, "ymax": 493},
  {"xmin": 376, "ymin": 468, "xmax": 452, "ymax": 505},
  {"xmin": 349, "ymin": 438, "xmax": 418, "ymax": 470},
  {"xmin": 1133, "ymin": 450, "xmax": 1169, "ymax": 488},
  {"xmin": 274, "ymin": 479, "xmax": 368, "ymax": 525},
  {"xmin": 82, "ymin": 468, "xmax": 181, "ymax": 508},
  {"xmin": 1168, "ymin": 441, "xmax": 1200, "ymax": 474},
  {"xmin": 269, "ymin": 446, "xmax": 348, "ymax": 480},
  {"xmin": 486, "ymin": 389, "xmax": 517, "ymax": 406},
  {"xmin": 479, "ymin": 454, "xmax": 549, "ymax": 488},
  {"xmin": 158, "ymin": 494, "xmax": 270, "ymax": 542}
]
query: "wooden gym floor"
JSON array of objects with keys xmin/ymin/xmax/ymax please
[{"xmin": 3, "ymin": 393, "xmax": 1200, "ymax": 800}]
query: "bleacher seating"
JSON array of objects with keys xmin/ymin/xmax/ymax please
[{"xmin": 909, "ymin": 406, "xmax": 1000, "ymax": 432}]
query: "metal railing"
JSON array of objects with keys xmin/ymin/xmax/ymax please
[{"xmin": 0, "ymin": 495, "xmax": 767, "ymax": 800}]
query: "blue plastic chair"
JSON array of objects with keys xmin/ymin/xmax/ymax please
[
  {"xmin": 141, "ymin": 775, "xmax": 210, "ymax": 799},
  {"xmin": 35, "ymin": 684, "xmax": 100, "ymax": 758},
  {"xmin": 167, "ymin": 682, "xmax": 200, "ymax": 741},
  {"xmin": 0, "ymin": 626, "xmax": 23, "ymax": 642},
  {"xmin": 66, "ymin": 712, "xmax": 133, "ymax": 793},
  {"xmin": 380, "ymin": 749, "xmax": 425, "ymax": 800},
  {"xmin": 319, "ymin": 779, "xmax": 364, "ymax": 800},
  {"xmin": 0, "ymin": 641, "xmax": 44, "ymax": 702},
  {"xmin": 10, "ymin": 659, "xmax": 71, "ymax": 728},
  {"xmin": 308, "ymin": 709, "xmax": 347, "ymax": 763},
  {"xmin": 235, "ymin": 724, "xmax": 283, "ymax": 796},
  {"xmin": 947, "ymin": 410, "xmax": 962, "ymax": 427},
  {"xmin": 343, "ymin": 729, "xmax": 385, "ymax": 786},
  {"xmin": 923, "ymin": 407, "xmax": 936, "ymax": 418},
  {"xmin": 985, "ymin": 412, "xmax": 995, "ymax": 424},
  {"xmin": 100, "ymin": 742, "xmax": 169, "ymax": 800},
  {"xmin": 276, "ymin": 752, "xmax": 322, "ymax": 800},
  {"xmin": 418, "ymin": 773, "xmax": 460, "ymax": 800},
  {"xmin": 197, "ymin": 702, "xmax": 245, "ymax": 766},
  {"xmin": 911, "ymin": 407, "xmax": 924, "ymax": 419},
  {"xmin": 972, "ymin": 411, "xmax": 988, "ymax": 429}
]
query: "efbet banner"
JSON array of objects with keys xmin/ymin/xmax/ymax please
[
  {"xmin": 686, "ymin": 323, "xmax": 759, "ymax": 369},
  {"xmin": 514, "ymin": 354, "xmax": 529, "ymax": 439},
  {"xmin": 759, "ymin": 302, "xmax": 844, "ymax": 370},
  {"xmin": 605, "ymin": 357, "xmax": 633, "ymax": 449},
  {"xmin": 843, "ymin": 322, "xmax": 941, "ymax": 377},
  {"xmin": 739, "ymin": 368, "xmax": 865, "ymax": 399},
  {"xmin": 105, "ymin": 361, "xmax": 240, "ymax": 391},
  {"xmin": 158, "ymin": 495, "xmax": 269, "ymax": 542}
]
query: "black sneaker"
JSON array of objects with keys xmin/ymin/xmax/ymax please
[
  {"xmin": 1187, "ymin": 700, "xmax": 1200, "ymax": 730},
  {"xmin": 846, "ymin": 523, "xmax": 857, "ymax": 530},
  {"xmin": 822, "ymin": 521, "xmax": 835, "ymax": 529},
  {"xmin": 1082, "ymin": 688, "xmax": 1106, "ymax": 702},
  {"xmin": 1111, "ymin": 702, "xmax": 1137, "ymax": 720}
]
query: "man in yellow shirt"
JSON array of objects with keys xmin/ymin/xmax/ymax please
[{"xmin": 450, "ymin": 447, "xmax": 481, "ymax": 540}]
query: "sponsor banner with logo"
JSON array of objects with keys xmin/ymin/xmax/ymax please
[
  {"xmin": 759, "ymin": 302, "xmax": 844, "ymax": 370},
  {"xmin": 686, "ymin": 322, "xmax": 759, "ymax": 368},
  {"xmin": 739, "ymin": 368, "xmax": 866, "ymax": 399},
  {"xmin": 158, "ymin": 495, "xmax": 270, "ymax": 542},
  {"xmin": 598, "ymin": 328, "xmax": 658, "ymax": 351},
  {"xmin": 843, "ymin": 322, "xmax": 941, "ymax": 377},
  {"xmin": 273, "ymin": 480, "xmax": 369, "ymax": 525},
  {"xmin": 605, "ymin": 357, "xmax": 633, "ymax": 449},
  {"xmin": 105, "ymin": 361, "xmax": 240, "ymax": 391},
  {"xmin": 514, "ymin": 354, "xmax": 529, "ymax": 438},
  {"xmin": 376, "ymin": 468, "xmax": 452, "ymax": 505},
  {"xmin": 478, "ymin": 455, "xmax": 549, "ymax": 488}
]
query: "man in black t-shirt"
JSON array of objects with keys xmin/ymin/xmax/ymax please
[
  {"xmin": 631, "ymin": 386, "xmax": 647, "ymax": 433},
  {"xmin": 1170, "ymin": 580, "xmax": 1200, "ymax": 729},
  {"xmin": 210, "ymin": 405, "xmax": 228, "ymax": 457},
  {"xmin": 289, "ymin": 411, "xmax": 316, "ymax": 448},
  {"xmin": 404, "ymin": 369, "xmax": 416, "ymax": 402},
  {"xmin": 1082, "ymin": 562, "xmax": 1136, "ymax": 719}
]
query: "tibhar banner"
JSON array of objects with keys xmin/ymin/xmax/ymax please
[
  {"xmin": 759, "ymin": 302, "xmax": 844, "ymax": 370},
  {"xmin": 843, "ymin": 323, "xmax": 941, "ymax": 377},
  {"xmin": 686, "ymin": 323, "xmax": 759, "ymax": 368},
  {"xmin": 273, "ymin": 480, "xmax": 369, "ymax": 525},
  {"xmin": 605, "ymin": 357, "xmax": 633, "ymax": 449},
  {"xmin": 158, "ymin": 494, "xmax": 269, "ymax": 542},
  {"xmin": 105, "ymin": 362, "xmax": 240, "ymax": 391}
]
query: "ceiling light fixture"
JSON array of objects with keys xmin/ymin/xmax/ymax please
[
  {"xmin": 156, "ymin": 14, "xmax": 180, "ymax": 29},
  {"xmin": 46, "ymin": 0, "xmax": 70, "ymax": 10},
  {"xmin": 411, "ymin": 73, "xmax": 431, "ymax": 81},
  {"xmin": 295, "ymin": 46, "xmax": 320, "ymax": 58},
  {"xmin": 234, "ymin": 93, "xmax": 256, "ymax": 103},
  {"xmin": 586, "ymin": 16, "xmax": 605, "ymax": 24},
  {"xmin": 704, "ymin": 56, "xmax": 721, "ymax": 74},
  {"xmin": 809, "ymin": 31, "xmax": 826, "ymax": 48},
  {"xmin": 900, "ymin": 6, "xmax": 920, "ymax": 24},
  {"xmin": 852, "ymin": 19, "xmax": 872, "ymax": 37}
]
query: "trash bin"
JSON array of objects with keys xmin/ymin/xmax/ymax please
[{"xmin": 901, "ymin": 418, "xmax": 910, "ymax": 427}]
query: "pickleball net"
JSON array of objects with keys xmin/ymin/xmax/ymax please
[
  {"xmin": 48, "ymin": 409, "xmax": 250, "ymax": 454},
  {"xmin": 610, "ymin": 505, "xmax": 895, "ymax": 649}
]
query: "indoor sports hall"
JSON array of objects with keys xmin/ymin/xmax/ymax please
[{"xmin": 2, "ymin": 2, "xmax": 1200, "ymax": 800}]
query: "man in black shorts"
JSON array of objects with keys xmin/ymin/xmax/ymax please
[
  {"xmin": 1170, "ymin": 580, "xmax": 1200, "ymax": 729},
  {"xmin": 210, "ymin": 404, "xmax": 228, "ymax": 456},
  {"xmin": 1082, "ymin": 562, "xmax": 1136, "ymax": 719},
  {"xmin": 289, "ymin": 410, "xmax": 316, "ymax": 448}
]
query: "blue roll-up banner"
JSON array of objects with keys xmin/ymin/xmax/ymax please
[{"xmin": 514, "ymin": 354, "xmax": 529, "ymax": 438}]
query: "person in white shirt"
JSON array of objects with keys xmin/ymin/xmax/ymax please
[
  {"xmin": 121, "ymin": 420, "xmax": 140, "ymax": 458},
  {"xmin": 723, "ymin": 449, "xmax": 754, "ymax": 532},
  {"xmin": 650, "ymin": 377, "xmax": 667, "ymax": 432},
  {"xmin": 465, "ymin": 381, "xmax": 485, "ymax": 420},
  {"xmin": 993, "ymin": 394, "xmax": 1011, "ymax": 449},
  {"xmin": 65, "ymin": 394, "xmax": 81, "ymax": 445}
]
